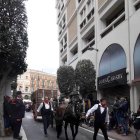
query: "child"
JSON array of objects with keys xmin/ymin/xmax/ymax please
[
  {"xmin": 133, "ymin": 110, "xmax": 140, "ymax": 140},
  {"xmin": 89, "ymin": 113, "xmax": 94, "ymax": 127}
]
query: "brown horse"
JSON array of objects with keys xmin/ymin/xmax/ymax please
[{"xmin": 55, "ymin": 102, "xmax": 81, "ymax": 140}]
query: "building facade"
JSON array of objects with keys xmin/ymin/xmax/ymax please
[
  {"xmin": 56, "ymin": 0, "xmax": 140, "ymax": 112},
  {"xmin": 17, "ymin": 69, "xmax": 58, "ymax": 100}
]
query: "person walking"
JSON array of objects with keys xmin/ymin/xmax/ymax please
[
  {"xmin": 36, "ymin": 96, "xmax": 56, "ymax": 137},
  {"xmin": 118, "ymin": 97, "xmax": 129, "ymax": 136},
  {"xmin": 10, "ymin": 91, "xmax": 25, "ymax": 139},
  {"xmin": 85, "ymin": 98, "xmax": 109, "ymax": 140}
]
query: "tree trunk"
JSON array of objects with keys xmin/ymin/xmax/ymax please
[
  {"xmin": 83, "ymin": 100, "xmax": 85, "ymax": 114},
  {"xmin": 0, "ymin": 67, "xmax": 12, "ymax": 136},
  {"xmin": 0, "ymin": 88, "xmax": 5, "ymax": 136}
]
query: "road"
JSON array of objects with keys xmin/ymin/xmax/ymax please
[{"xmin": 22, "ymin": 112, "xmax": 120, "ymax": 140}]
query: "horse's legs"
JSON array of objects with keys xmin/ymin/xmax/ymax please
[
  {"xmin": 64, "ymin": 122, "xmax": 69, "ymax": 140},
  {"xmin": 74, "ymin": 124, "xmax": 79, "ymax": 139},
  {"xmin": 70, "ymin": 124, "xmax": 75, "ymax": 140}
]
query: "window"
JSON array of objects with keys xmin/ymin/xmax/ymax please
[
  {"xmin": 19, "ymin": 86, "xmax": 22, "ymax": 91},
  {"xmin": 99, "ymin": 44, "xmax": 126, "ymax": 76},
  {"xmin": 32, "ymin": 81, "xmax": 34, "ymax": 86},
  {"xmin": 37, "ymin": 81, "xmax": 39, "ymax": 86},
  {"xmin": 25, "ymin": 87, "xmax": 28, "ymax": 92},
  {"xmin": 19, "ymin": 75, "xmax": 22, "ymax": 79},
  {"xmin": 134, "ymin": 35, "xmax": 140, "ymax": 79},
  {"xmin": 26, "ymin": 76, "xmax": 28, "ymax": 79}
]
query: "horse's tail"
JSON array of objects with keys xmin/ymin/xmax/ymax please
[{"xmin": 56, "ymin": 118, "xmax": 63, "ymax": 138}]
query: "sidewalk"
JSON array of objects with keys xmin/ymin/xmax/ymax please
[
  {"xmin": 0, "ymin": 126, "xmax": 27, "ymax": 140},
  {"xmin": 81, "ymin": 123, "xmax": 140, "ymax": 140}
]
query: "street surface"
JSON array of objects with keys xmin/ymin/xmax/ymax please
[{"xmin": 22, "ymin": 112, "xmax": 120, "ymax": 140}]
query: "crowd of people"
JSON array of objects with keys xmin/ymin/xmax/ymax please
[{"xmin": 84, "ymin": 96, "xmax": 140, "ymax": 140}]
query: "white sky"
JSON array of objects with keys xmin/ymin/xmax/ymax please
[{"xmin": 25, "ymin": 0, "xmax": 59, "ymax": 74}]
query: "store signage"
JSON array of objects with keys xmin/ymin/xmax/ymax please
[{"xmin": 97, "ymin": 68, "xmax": 127, "ymax": 90}]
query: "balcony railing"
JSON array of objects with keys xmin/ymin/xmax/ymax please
[
  {"xmin": 101, "ymin": 12, "xmax": 125, "ymax": 38},
  {"xmin": 68, "ymin": 53, "xmax": 78, "ymax": 65},
  {"xmin": 82, "ymin": 38, "xmax": 95, "ymax": 54}
]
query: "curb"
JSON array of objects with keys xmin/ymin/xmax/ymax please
[{"xmin": 20, "ymin": 126, "xmax": 27, "ymax": 140}]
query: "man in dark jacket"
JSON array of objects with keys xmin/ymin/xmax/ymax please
[
  {"xmin": 133, "ymin": 110, "xmax": 140, "ymax": 140},
  {"xmin": 4, "ymin": 95, "xmax": 12, "ymax": 136},
  {"xmin": 10, "ymin": 91, "xmax": 25, "ymax": 139},
  {"xmin": 118, "ymin": 97, "xmax": 129, "ymax": 136},
  {"xmin": 111, "ymin": 96, "xmax": 121, "ymax": 129}
]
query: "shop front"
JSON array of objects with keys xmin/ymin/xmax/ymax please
[{"xmin": 97, "ymin": 44, "xmax": 130, "ymax": 110}]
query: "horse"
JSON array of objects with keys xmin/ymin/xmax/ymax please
[{"xmin": 55, "ymin": 101, "xmax": 81, "ymax": 140}]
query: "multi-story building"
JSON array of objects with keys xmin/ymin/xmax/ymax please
[
  {"xmin": 17, "ymin": 69, "xmax": 58, "ymax": 100},
  {"xmin": 56, "ymin": 0, "xmax": 140, "ymax": 112}
]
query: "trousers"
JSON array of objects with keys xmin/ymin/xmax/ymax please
[
  {"xmin": 13, "ymin": 119, "xmax": 22, "ymax": 137},
  {"xmin": 93, "ymin": 122, "xmax": 109, "ymax": 140},
  {"xmin": 42, "ymin": 115, "xmax": 50, "ymax": 134}
]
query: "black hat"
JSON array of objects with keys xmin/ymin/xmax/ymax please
[{"xmin": 17, "ymin": 91, "xmax": 22, "ymax": 95}]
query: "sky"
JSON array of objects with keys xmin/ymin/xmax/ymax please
[{"xmin": 25, "ymin": 0, "xmax": 59, "ymax": 74}]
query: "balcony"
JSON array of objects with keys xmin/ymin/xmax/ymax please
[
  {"xmin": 80, "ymin": 18, "xmax": 86, "ymax": 29},
  {"xmin": 134, "ymin": 0, "xmax": 140, "ymax": 11},
  {"xmin": 58, "ymin": 12, "xmax": 60, "ymax": 18},
  {"xmin": 61, "ymin": 4, "xmax": 64, "ymax": 11},
  {"xmin": 101, "ymin": 12, "xmax": 125, "ymax": 38},
  {"xmin": 59, "ymin": 29, "xmax": 62, "ymax": 36},
  {"xmin": 82, "ymin": 38, "xmax": 95, "ymax": 54},
  {"xmin": 87, "ymin": 8, "xmax": 94, "ymax": 21},
  {"xmin": 68, "ymin": 53, "xmax": 78, "ymax": 65}
]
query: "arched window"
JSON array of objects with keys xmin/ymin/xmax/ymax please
[
  {"xmin": 99, "ymin": 44, "xmax": 126, "ymax": 76},
  {"xmin": 134, "ymin": 35, "xmax": 140, "ymax": 79}
]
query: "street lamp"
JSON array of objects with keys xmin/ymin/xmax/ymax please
[{"xmin": 87, "ymin": 46, "xmax": 98, "ymax": 51}]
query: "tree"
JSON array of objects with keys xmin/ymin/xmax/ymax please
[
  {"xmin": 75, "ymin": 60, "xmax": 96, "ymax": 99},
  {"xmin": 0, "ymin": 0, "xmax": 28, "ymax": 91},
  {"xmin": 57, "ymin": 65, "xmax": 75, "ymax": 97},
  {"xmin": 0, "ymin": 0, "xmax": 28, "ymax": 136}
]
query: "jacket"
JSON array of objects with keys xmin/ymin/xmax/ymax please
[
  {"xmin": 10, "ymin": 96, "xmax": 25, "ymax": 119},
  {"xmin": 133, "ymin": 116, "xmax": 140, "ymax": 129},
  {"xmin": 118, "ymin": 101, "xmax": 128, "ymax": 118},
  {"xmin": 113, "ymin": 100, "xmax": 120, "ymax": 112}
]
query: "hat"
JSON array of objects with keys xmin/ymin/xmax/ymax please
[
  {"xmin": 5, "ymin": 94, "xmax": 12, "ymax": 98},
  {"xmin": 137, "ymin": 109, "xmax": 140, "ymax": 115},
  {"xmin": 17, "ymin": 91, "xmax": 22, "ymax": 95}
]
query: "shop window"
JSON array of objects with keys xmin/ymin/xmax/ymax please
[
  {"xmin": 99, "ymin": 44, "xmax": 126, "ymax": 76},
  {"xmin": 134, "ymin": 35, "xmax": 140, "ymax": 79}
]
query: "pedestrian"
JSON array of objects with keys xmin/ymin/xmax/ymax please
[
  {"xmin": 3, "ymin": 95, "xmax": 13, "ymax": 136},
  {"xmin": 10, "ymin": 91, "xmax": 25, "ymax": 139},
  {"xmin": 111, "ymin": 96, "xmax": 121, "ymax": 130},
  {"xmin": 118, "ymin": 97, "xmax": 129, "ymax": 136},
  {"xmin": 36, "ymin": 96, "xmax": 56, "ymax": 137},
  {"xmin": 133, "ymin": 110, "xmax": 140, "ymax": 140},
  {"xmin": 85, "ymin": 98, "xmax": 109, "ymax": 140}
]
